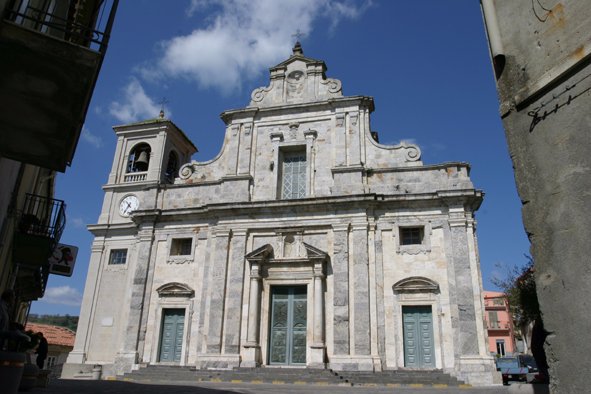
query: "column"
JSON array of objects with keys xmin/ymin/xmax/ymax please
[
  {"xmin": 332, "ymin": 224, "xmax": 350, "ymax": 355},
  {"xmin": 242, "ymin": 262, "xmax": 262, "ymax": 367},
  {"xmin": 310, "ymin": 262, "xmax": 326, "ymax": 367}
]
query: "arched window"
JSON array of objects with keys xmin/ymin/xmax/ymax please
[
  {"xmin": 127, "ymin": 143, "xmax": 151, "ymax": 173},
  {"xmin": 165, "ymin": 151, "xmax": 179, "ymax": 183}
]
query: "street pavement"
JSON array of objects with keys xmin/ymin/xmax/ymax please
[{"xmin": 24, "ymin": 378, "xmax": 521, "ymax": 394}]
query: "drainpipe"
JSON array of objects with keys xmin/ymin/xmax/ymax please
[{"xmin": 481, "ymin": 0, "xmax": 505, "ymax": 79}]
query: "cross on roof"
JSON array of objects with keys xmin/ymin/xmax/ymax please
[
  {"xmin": 158, "ymin": 97, "xmax": 169, "ymax": 118},
  {"xmin": 292, "ymin": 29, "xmax": 303, "ymax": 43}
]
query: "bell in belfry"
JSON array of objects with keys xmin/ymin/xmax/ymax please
[{"xmin": 135, "ymin": 151, "xmax": 149, "ymax": 171}]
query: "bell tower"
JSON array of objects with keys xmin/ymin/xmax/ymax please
[{"xmin": 97, "ymin": 113, "xmax": 197, "ymax": 224}]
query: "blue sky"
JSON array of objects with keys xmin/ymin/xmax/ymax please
[{"xmin": 30, "ymin": 0, "xmax": 529, "ymax": 316}]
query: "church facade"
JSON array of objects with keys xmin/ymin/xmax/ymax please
[{"xmin": 64, "ymin": 44, "xmax": 497, "ymax": 385}]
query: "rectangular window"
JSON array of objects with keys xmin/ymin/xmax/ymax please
[
  {"xmin": 488, "ymin": 311, "xmax": 499, "ymax": 328},
  {"xmin": 496, "ymin": 340, "xmax": 506, "ymax": 356},
  {"xmin": 46, "ymin": 356, "xmax": 56, "ymax": 368},
  {"xmin": 280, "ymin": 149, "xmax": 307, "ymax": 199},
  {"xmin": 170, "ymin": 238, "xmax": 193, "ymax": 256},
  {"xmin": 109, "ymin": 249, "xmax": 127, "ymax": 265},
  {"xmin": 400, "ymin": 227, "xmax": 424, "ymax": 245}
]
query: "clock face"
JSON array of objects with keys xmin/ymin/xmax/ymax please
[{"xmin": 119, "ymin": 195, "xmax": 139, "ymax": 217}]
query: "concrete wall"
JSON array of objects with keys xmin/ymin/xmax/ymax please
[{"xmin": 481, "ymin": 1, "xmax": 591, "ymax": 392}]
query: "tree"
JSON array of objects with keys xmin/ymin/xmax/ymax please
[{"xmin": 492, "ymin": 255, "xmax": 548, "ymax": 382}]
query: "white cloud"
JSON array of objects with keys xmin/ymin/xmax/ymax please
[
  {"xmin": 42, "ymin": 286, "xmax": 83, "ymax": 307},
  {"xmin": 70, "ymin": 217, "xmax": 86, "ymax": 229},
  {"xmin": 109, "ymin": 78, "xmax": 163, "ymax": 123},
  {"xmin": 400, "ymin": 138, "xmax": 418, "ymax": 146},
  {"xmin": 141, "ymin": 0, "xmax": 372, "ymax": 94},
  {"xmin": 81, "ymin": 127, "xmax": 103, "ymax": 148}
]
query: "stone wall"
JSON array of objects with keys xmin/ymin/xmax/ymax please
[{"xmin": 482, "ymin": 1, "xmax": 591, "ymax": 392}]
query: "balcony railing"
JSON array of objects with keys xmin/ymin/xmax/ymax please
[
  {"xmin": 484, "ymin": 299, "xmax": 507, "ymax": 309},
  {"xmin": 4, "ymin": 0, "xmax": 119, "ymax": 53},
  {"xmin": 124, "ymin": 171, "xmax": 148, "ymax": 183},
  {"xmin": 486, "ymin": 320, "xmax": 511, "ymax": 330},
  {"xmin": 18, "ymin": 193, "xmax": 66, "ymax": 244}
]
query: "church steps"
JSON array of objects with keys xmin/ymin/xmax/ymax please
[{"xmin": 120, "ymin": 365, "xmax": 467, "ymax": 387}]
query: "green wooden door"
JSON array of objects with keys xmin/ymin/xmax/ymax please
[
  {"xmin": 158, "ymin": 308, "xmax": 185, "ymax": 363},
  {"xmin": 402, "ymin": 305, "xmax": 435, "ymax": 368},
  {"xmin": 269, "ymin": 286, "xmax": 307, "ymax": 365}
]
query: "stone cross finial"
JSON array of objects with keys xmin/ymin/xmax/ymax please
[
  {"xmin": 158, "ymin": 97, "xmax": 169, "ymax": 118},
  {"xmin": 292, "ymin": 29, "xmax": 304, "ymax": 55}
]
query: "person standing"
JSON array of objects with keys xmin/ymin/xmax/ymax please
[
  {"xmin": 0, "ymin": 290, "xmax": 15, "ymax": 349},
  {"xmin": 36, "ymin": 332, "xmax": 48, "ymax": 369}
]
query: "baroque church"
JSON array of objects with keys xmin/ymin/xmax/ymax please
[{"xmin": 64, "ymin": 43, "xmax": 497, "ymax": 385}]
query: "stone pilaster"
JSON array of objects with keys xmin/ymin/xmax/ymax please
[
  {"xmin": 226, "ymin": 124, "xmax": 240, "ymax": 175},
  {"xmin": 332, "ymin": 223, "xmax": 350, "ymax": 355},
  {"xmin": 66, "ymin": 240, "xmax": 105, "ymax": 365},
  {"xmin": 448, "ymin": 211, "xmax": 479, "ymax": 357},
  {"xmin": 352, "ymin": 223, "xmax": 370, "ymax": 355},
  {"xmin": 206, "ymin": 229, "xmax": 231, "ymax": 353},
  {"xmin": 115, "ymin": 225, "xmax": 156, "ymax": 374},
  {"xmin": 304, "ymin": 129, "xmax": 317, "ymax": 197},
  {"xmin": 223, "ymin": 230, "xmax": 247, "ymax": 355},
  {"xmin": 334, "ymin": 113, "xmax": 346, "ymax": 166},
  {"xmin": 374, "ymin": 225, "xmax": 387, "ymax": 368},
  {"xmin": 348, "ymin": 112, "xmax": 361, "ymax": 166},
  {"xmin": 237, "ymin": 124, "xmax": 253, "ymax": 175}
]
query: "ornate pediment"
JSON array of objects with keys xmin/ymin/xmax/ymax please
[
  {"xmin": 244, "ymin": 242, "xmax": 328, "ymax": 264},
  {"xmin": 393, "ymin": 277, "xmax": 439, "ymax": 293},
  {"xmin": 245, "ymin": 244, "xmax": 274, "ymax": 263},
  {"xmin": 302, "ymin": 242, "xmax": 328, "ymax": 261},
  {"xmin": 249, "ymin": 42, "xmax": 343, "ymax": 108},
  {"xmin": 156, "ymin": 282, "xmax": 194, "ymax": 298}
]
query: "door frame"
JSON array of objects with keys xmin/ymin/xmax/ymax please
[
  {"xmin": 395, "ymin": 300, "xmax": 442, "ymax": 370},
  {"xmin": 157, "ymin": 308, "xmax": 186, "ymax": 363},
  {"xmin": 148, "ymin": 286, "xmax": 194, "ymax": 366},
  {"xmin": 260, "ymin": 278, "xmax": 312, "ymax": 367},
  {"xmin": 388, "ymin": 277, "xmax": 443, "ymax": 370},
  {"xmin": 267, "ymin": 285, "xmax": 308, "ymax": 366},
  {"xmin": 401, "ymin": 305, "xmax": 436, "ymax": 369}
]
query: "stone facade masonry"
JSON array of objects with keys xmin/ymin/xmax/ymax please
[{"xmin": 63, "ymin": 44, "xmax": 499, "ymax": 386}]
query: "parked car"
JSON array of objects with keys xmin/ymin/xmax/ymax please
[
  {"xmin": 496, "ymin": 355, "xmax": 547, "ymax": 385},
  {"xmin": 519, "ymin": 355, "xmax": 548, "ymax": 384},
  {"xmin": 496, "ymin": 356, "xmax": 528, "ymax": 384}
]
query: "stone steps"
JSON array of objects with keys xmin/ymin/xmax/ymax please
[{"xmin": 121, "ymin": 365, "xmax": 468, "ymax": 387}]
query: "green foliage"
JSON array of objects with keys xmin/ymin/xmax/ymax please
[
  {"xmin": 492, "ymin": 255, "xmax": 541, "ymax": 328},
  {"xmin": 28, "ymin": 314, "xmax": 79, "ymax": 332}
]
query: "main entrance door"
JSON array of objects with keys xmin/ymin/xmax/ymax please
[
  {"xmin": 158, "ymin": 308, "xmax": 185, "ymax": 363},
  {"xmin": 402, "ymin": 305, "xmax": 435, "ymax": 368},
  {"xmin": 269, "ymin": 286, "xmax": 307, "ymax": 365}
]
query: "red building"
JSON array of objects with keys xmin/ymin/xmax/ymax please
[{"xmin": 483, "ymin": 291, "xmax": 516, "ymax": 356}]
